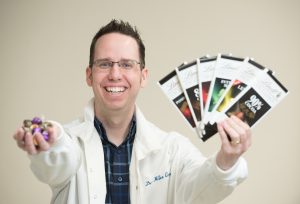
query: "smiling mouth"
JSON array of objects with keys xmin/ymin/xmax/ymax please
[{"xmin": 105, "ymin": 86, "xmax": 126, "ymax": 93}]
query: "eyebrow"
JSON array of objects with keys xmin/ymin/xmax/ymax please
[{"xmin": 95, "ymin": 58, "xmax": 136, "ymax": 62}]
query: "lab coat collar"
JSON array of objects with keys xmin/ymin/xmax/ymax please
[
  {"xmin": 68, "ymin": 98, "xmax": 163, "ymax": 159},
  {"xmin": 64, "ymin": 98, "xmax": 96, "ymax": 141},
  {"xmin": 134, "ymin": 107, "xmax": 163, "ymax": 161}
]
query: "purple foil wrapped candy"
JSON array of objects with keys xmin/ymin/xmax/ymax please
[
  {"xmin": 42, "ymin": 130, "xmax": 49, "ymax": 141},
  {"xmin": 23, "ymin": 117, "xmax": 52, "ymax": 145},
  {"xmin": 32, "ymin": 117, "xmax": 42, "ymax": 124},
  {"xmin": 32, "ymin": 127, "xmax": 42, "ymax": 134}
]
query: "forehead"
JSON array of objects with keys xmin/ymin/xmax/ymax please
[{"xmin": 94, "ymin": 33, "xmax": 139, "ymax": 60}]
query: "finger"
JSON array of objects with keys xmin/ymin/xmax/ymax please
[
  {"xmin": 24, "ymin": 132, "xmax": 37, "ymax": 155},
  {"xmin": 226, "ymin": 118, "xmax": 246, "ymax": 142},
  {"xmin": 231, "ymin": 115, "xmax": 252, "ymax": 145},
  {"xmin": 231, "ymin": 115, "xmax": 251, "ymax": 140},
  {"xmin": 217, "ymin": 122, "xmax": 230, "ymax": 147},
  {"xmin": 13, "ymin": 127, "xmax": 25, "ymax": 141},
  {"xmin": 222, "ymin": 119, "xmax": 241, "ymax": 144},
  {"xmin": 229, "ymin": 116, "xmax": 253, "ymax": 154},
  {"xmin": 14, "ymin": 128, "xmax": 27, "ymax": 150},
  {"xmin": 34, "ymin": 133, "xmax": 50, "ymax": 151},
  {"xmin": 17, "ymin": 139, "xmax": 26, "ymax": 150},
  {"xmin": 231, "ymin": 114, "xmax": 250, "ymax": 130},
  {"xmin": 46, "ymin": 127, "xmax": 57, "ymax": 145}
]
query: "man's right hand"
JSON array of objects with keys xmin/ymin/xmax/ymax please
[{"xmin": 13, "ymin": 123, "xmax": 59, "ymax": 155}]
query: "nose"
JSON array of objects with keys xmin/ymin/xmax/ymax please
[{"xmin": 108, "ymin": 63, "xmax": 122, "ymax": 81}]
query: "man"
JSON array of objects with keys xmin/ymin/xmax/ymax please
[{"xmin": 14, "ymin": 19, "xmax": 251, "ymax": 204}]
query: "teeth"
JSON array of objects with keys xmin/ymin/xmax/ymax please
[{"xmin": 105, "ymin": 87, "xmax": 125, "ymax": 93}]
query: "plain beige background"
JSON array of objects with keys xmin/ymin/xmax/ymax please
[{"xmin": 1, "ymin": 0, "xmax": 299, "ymax": 203}]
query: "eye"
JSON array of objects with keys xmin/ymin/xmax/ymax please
[
  {"xmin": 99, "ymin": 61, "xmax": 112, "ymax": 69},
  {"xmin": 120, "ymin": 60, "xmax": 134, "ymax": 69}
]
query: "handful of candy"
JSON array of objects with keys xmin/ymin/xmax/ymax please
[{"xmin": 23, "ymin": 117, "xmax": 52, "ymax": 145}]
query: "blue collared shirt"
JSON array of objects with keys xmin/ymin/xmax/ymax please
[{"xmin": 94, "ymin": 115, "xmax": 136, "ymax": 204}]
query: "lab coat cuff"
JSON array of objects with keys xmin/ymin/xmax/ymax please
[{"xmin": 212, "ymin": 153, "xmax": 248, "ymax": 182}]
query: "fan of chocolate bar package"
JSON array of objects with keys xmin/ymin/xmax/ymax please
[{"xmin": 158, "ymin": 54, "xmax": 289, "ymax": 141}]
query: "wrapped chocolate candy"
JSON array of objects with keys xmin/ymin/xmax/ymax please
[{"xmin": 23, "ymin": 117, "xmax": 52, "ymax": 145}]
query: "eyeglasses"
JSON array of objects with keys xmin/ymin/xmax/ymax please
[{"xmin": 92, "ymin": 59, "xmax": 142, "ymax": 70}]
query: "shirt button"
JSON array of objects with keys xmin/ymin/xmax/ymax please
[
  {"xmin": 118, "ymin": 176, "xmax": 123, "ymax": 182},
  {"xmin": 117, "ymin": 150, "xmax": 122, "ymax": 154}
]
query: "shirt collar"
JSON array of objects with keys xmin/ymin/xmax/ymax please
[{"xmin": 94, "ymin": 114, "xmax": 136, "ymax": 147}]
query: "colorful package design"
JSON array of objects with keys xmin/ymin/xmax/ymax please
[
  {"xmin": 197, "ymin": 56, "xmax": 217, "ymax": 121},
  {"xmin": 158, "ymin": 53, "xmax": 288, "ymax": 142},
  {"xmin": 203, "ymin": 54, "xmax": 245, "ymax": 124},
  {"xmin": 215, "ymin": 70, "xmax": 288, "ymax": 127},
  {"xmin": 176, "ymin": 60, "xmax": 201, "ymax": 126},
  {"xmin": 195, "ymin": 56, "xmax": 220, "ymax": 140},
  {"xmin": 158, "ymin": 68, "xmax": 201, "ymax": 137},
  {"xmin": 209, "ymin": 59, "xmax": 267, "ymax": 124}
]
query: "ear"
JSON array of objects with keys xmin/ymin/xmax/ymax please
[
  {"xmin": 86, "ymin": 67, "xmax": 93, "ymax": 87},
  {"xmin": 140, "ymin": 68, "xmax": 148, "ymax": 88}
]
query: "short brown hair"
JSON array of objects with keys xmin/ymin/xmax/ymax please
[{"xmin": 89, "ymin": 19, "xmax": 145, "ymax": 68}]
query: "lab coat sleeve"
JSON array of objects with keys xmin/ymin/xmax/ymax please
[
  {"xmin": 28, "ymin": 121, "xmax": 82, "ymax": 188},
  {"xmin": 175, "ymin": 136, "xmax": 248, "ymax": 204}
]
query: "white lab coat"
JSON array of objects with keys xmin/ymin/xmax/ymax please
[{"xmin": 29, "ymin": 98, "xmax": 248, "ymax": 204}]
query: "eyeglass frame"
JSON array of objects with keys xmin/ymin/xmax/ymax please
[{"xmin": 91, "ymin": 59, "xmax": 144, "ymax": 70}]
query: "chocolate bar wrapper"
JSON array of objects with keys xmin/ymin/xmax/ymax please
[
  {"xmin": 176, "ymin": 60, "xmax": 201, "ymax": 126},
  {"xmin": 197, "ymin": 56, "xmax": 217, "ymax": 119},
  {"xmin": 158, "ymin": 66, "xmax": 201, "ymax": 138},
  {"xmin": 203, "ymin": 54, "xmax": 245, "ymax": 124},
  {"xmin": 196, "ymin": 56, "xmax": 219, "ymax": 140},
  {"xmin": 215, "ymin": 70, "xmax": 288, "ymax": 127},
  {"xmin": 209, "ymin": 59, "xmax": 268, "ymax": 124}
]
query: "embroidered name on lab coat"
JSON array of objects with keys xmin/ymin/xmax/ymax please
[{"xmin": 145, "ymin": 171, "xmax": 171, "ymax": 187}]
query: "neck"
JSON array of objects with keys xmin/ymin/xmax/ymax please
[{"xmin": 95, "ymin": 105, "xmax": 135, "ymax": 146}]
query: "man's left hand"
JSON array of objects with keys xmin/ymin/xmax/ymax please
[{"xmin": 216, "ymin": 115, "xmax": 252, "ymax": 170}]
